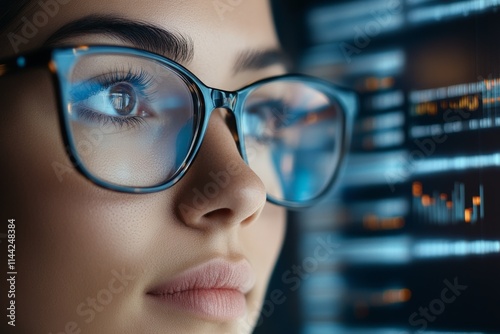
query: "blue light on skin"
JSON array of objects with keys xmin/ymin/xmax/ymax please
[{"xmin": 17, "ymin": 56, "xmax": 26, "ymax": 68}]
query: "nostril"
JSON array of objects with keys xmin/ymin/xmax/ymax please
[{"xmin": 203, "ymin": 208, "xmax": 233, "ymax": 221}]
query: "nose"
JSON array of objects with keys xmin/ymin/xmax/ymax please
[{"xmin": 174, "ymin": 109, "xmax": 267, "ymax": 231}]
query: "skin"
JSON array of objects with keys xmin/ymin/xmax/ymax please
[{"xmin": 0, "ymin": 0, "xmax": 287, "ymax": 333}]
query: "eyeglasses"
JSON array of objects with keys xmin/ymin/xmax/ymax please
[{"xmin": 0, "ymin": 45, "xmax": 356, "ymax": 208}]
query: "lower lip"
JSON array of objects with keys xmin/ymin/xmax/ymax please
[{"xmin": 148, "ymin": 289, "xmax": 247, "ymax": 321}]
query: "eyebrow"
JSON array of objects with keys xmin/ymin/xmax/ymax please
[
  {"xmin": 233, "ymin": 49, "xmax": 291, "ymax": 74},
  {"xmin": 44, "ymin": 15, "xmax": 195, "ymax": 64},
  {"xmin": 44, "ymin": 15, "xmax": 291, "ymax": 74}
]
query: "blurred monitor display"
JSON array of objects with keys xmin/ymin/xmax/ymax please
[{"xmin": 293, "ymin": 1, "xmax": 500, "ymax": 333}]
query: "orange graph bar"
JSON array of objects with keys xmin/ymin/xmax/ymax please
[
  {"xmin": 413, "ymin": 182, "xmax": 484, "ymax": 224},
  {"xmin": 464, "ymin": 208, "xmax": 472, "ymax": 223}
]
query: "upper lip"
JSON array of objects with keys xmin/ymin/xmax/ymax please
[{"xmin": 147, "ymin": 258, "xmax": 256, "ymax": 296}]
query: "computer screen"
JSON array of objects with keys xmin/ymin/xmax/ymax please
[{"xmin": 290, "ymin": 0, "xmax": 500, "ymax": 333}]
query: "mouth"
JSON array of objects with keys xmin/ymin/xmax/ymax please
[{"xmin": 146, "ymin": 258, "xmax": 256, "ymax": 321}]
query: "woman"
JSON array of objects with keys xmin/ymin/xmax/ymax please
[{"xmin": 0, "ymin": 0, "xmax": 352, "ymax": 333}]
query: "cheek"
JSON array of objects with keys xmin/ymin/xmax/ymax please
[
  {"xmin": 12, "ymin": 196, "xmax": 164, "ymax": 333},
  {"xmin": 242, "ymin": 202, "xmax": 286, "ymax": 296}
]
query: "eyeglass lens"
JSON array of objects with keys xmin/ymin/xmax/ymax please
[
  {"xmin": 62, "ymin": 53, "xmax": 197, "ymax": 187},
  {"xmin": 242, "ymin": 81, "xmax": 344, "ymax": 203}
]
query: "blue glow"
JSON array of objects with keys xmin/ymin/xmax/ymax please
[
  {"xmin": 342, "ymin": 150, "xmax": 409, "ymax": 186},
  {"xmin": 414, "ymin": 153, "xmax": 500, "ymax": 175},
  {"xmin": 359, "ymin": 111, "xmax": 405, "ymax": 131},
  {"xmin": 342, "ymin": 197, "xmax": 409, "ymax": 223},
  {"xmin": 369, "ymin": 90, "xmax": 405, "ymax": 110},
  {"xmin": 301, "ymin": 49, "xmax": 405, "ymax": 76},
  {"xmin": 307, "ymin": 0, "xmax": 404, "ymax": 44},
  {"xmin": 408, "ymin": 0, "xmax": 500, "ymax": 24},
  {"xmin": 17, "ymin": 56, "xmax": 26, "ymax": 68},
  {"xmin": 414, "ymin": 240, "xmax": 500, "ymax": 258},
  {"xmin": 331, "ymin": 236, "xmax": 412, "ymax": 264}
]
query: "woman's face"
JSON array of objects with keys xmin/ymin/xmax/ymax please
[{"xmin": 0, "ymin": 1, "xmax": 286, "ymax": 333}]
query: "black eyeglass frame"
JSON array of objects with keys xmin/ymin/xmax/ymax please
[{"xmin": 0, "ymin": 45, "xmax": 356, "ymax": 209}]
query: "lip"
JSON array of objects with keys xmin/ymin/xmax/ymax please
[{"xmin": 146, "ymin": 258, "xmax": 256, "ymax": 321}]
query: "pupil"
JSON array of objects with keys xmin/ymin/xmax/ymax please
[{"xmin": 108, "ymin": 83, "xmax": 136, "ymax": 115}]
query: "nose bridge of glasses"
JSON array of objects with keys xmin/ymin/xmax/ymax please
[
  {"xmin": 206, "ymin": 88, "xmax": 244, "ymax": 157},
  {"xmin": 210, "ymin": 88, "xmax": 238, "ymax": 111}
]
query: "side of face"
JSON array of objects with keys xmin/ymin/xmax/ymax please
[{"xmin": 0, "ymin": 1, "xmax": 287, "ymax": 333}]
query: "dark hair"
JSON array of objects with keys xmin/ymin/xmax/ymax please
[{"xmin": 0, "ymin": 0, "xmax": 32, "ymax": 32}]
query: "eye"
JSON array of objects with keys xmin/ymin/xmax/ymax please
[
  {"xmin": 79, "ymin": 81, "xmax": 150, "ymax": 118},
  {"xmin": 108, "ymin": 83, "xmax": 138, "ymax": 116},
  {"xmin": 68, "ymin": 69, "xmax": 159, "ymax": 128}
]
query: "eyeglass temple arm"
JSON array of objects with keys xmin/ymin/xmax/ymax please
[{"xmin": 0, "ymin": 49, "xmax": 54, "ymax": 78}]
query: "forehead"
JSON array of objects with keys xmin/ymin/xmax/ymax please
[{"xmin": 2, "ymin": 0, "xmax": 280, "ymax": 86}]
